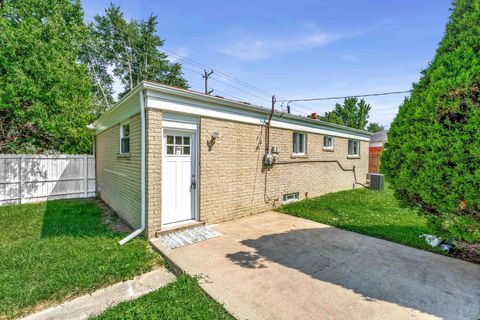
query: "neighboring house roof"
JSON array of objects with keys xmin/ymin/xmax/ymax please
[
  {"xmin": 369, "ymin": 130, "xmax": 388, "ymax": 147},
  {"xmin": 93, "ymin": 81, "xmax": 372, "ymax": 141}
]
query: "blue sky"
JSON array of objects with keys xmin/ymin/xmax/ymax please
[{"xmin": 82, "ymin": 0, "xmax": 452, "ymax": 127}]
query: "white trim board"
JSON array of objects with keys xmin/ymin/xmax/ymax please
[
  {"xmin": 93, "ymin": 81, "xmax": 371, "ymax": 141},
  {"xmin": 147, "ymin": 95, "xmax": 370, "ymax": 141}
]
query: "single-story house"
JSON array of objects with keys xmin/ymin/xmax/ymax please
[
  {"xmin": 368, "ymin": 130, "xmax": 388, "ymax": 173},
  {"xmin": 92, "ymin": 81, "xmax": 371, "ymax": 243}
]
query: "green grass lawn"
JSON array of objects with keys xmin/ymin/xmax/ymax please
[
  {"xmin": 0, "ymin": 199, "xmax": 161, "ymax": 319},
  {"xmin": 93, "ymin": 275, "xmax": 233, "ymax": 320},
  {"xmin": 277, "ymin": 186, "xmax": 441, "ymax": 252}
]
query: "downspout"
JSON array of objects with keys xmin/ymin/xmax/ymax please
[{"xmin": 119, "ymin": 87, "xmax": 146, "ymax": 245}]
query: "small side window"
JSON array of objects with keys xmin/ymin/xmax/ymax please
[
  {"xmin": 323, "ymin": 136, "xmax": 334, "ymax": 149},
  {"xmin": 120, "ymin": 123, "xmax": 130, "ymax": 154},
  {"xmin": 292, "ymin": 132, "xmax": 306, "ymax": 155},
  {"xmin": 348, "ymin": 139, "xmax": 360, "ymax": 157}
]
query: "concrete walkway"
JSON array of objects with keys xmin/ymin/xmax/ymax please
[
  {"xmin": 151, "ymin": 212, "xmax": 480, "ymax": 320},
  {"xmin": 21, "ymin": 268, "xmax": 175, "ymax": 320}
]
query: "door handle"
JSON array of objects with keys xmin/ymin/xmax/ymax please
[{"xmin": 190, "ymin": 174, "xmax": 196, "ymax": 190}]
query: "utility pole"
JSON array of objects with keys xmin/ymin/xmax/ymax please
[
  {"xmin": 202, "ymin": 69, "xmax": 214, "ymax": 95},
  {"xmin": 265, "ymin": 95, "xmax": 276, "ymax": 152}
]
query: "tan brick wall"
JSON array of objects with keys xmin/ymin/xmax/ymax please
[
  {"xmin": 199, "ymin": 117, "xmax": 369, "ymax": 223},
  {"xmin": 95, "ymin": 114, "xmax": 142, "ymax": 228},
  {"xmin": 145, "ymin": 108, "xmax": 162, "ymax": 238}
]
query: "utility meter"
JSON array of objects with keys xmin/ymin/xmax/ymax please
[{"xmin": 264, "ymin": 153, "xmax": 275, "ymax": 165}]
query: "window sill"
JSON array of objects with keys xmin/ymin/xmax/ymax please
[
  {"xmin": 322, "ymin": 147, "xmax": 334, "ymax": 152},
  {"xmin": 117, "ymin": 153, "xmax": 131, "ymax": 159},
  {"xmin": 291, "ymin": 154, "xmax": 308, "ymax": 159},
  {"xmin": 347, "ymin": 155, "xmax": 360, "ymax": 159}
]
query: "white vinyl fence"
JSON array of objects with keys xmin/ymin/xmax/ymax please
[{"xmin": 0, "ymin": 155, "xmax": 95, "ymax": 206}]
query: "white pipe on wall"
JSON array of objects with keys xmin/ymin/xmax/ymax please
[{"xmin": 119, "ymin": 88, "xmax": 146, "ymax": 245}]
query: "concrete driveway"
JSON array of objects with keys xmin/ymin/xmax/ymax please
[{"xmin": 151, "ymin": 212, "xmax": 480, "ymax": 320}]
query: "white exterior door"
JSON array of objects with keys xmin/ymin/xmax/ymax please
[{"xmin": 162, "ymin": 130, "xmax": 196, "ymax": 226}]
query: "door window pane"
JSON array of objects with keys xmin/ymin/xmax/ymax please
[{"xmin": 166, "ymin": 134, "xmax": 193, "ymax": 156}]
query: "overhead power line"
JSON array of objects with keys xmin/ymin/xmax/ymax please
[
  {"xmin": 281, "ymin": 90, "xmax": 412, "ymax": 103},
  {"xmin": 162, "ymin": 48, "xmax": 302, "ymax": 110},
  {"xmin": 161, "ymin": 48, "xmax": 274, "ymax": 96}
]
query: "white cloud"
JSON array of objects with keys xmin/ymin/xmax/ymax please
[
  {"xmin": 218, "ymin": 20, "xmax": 391, "ymax": 61},
  {"xmin": 219, "ymin": 30, "xmax": 338, "ymax": 60}
]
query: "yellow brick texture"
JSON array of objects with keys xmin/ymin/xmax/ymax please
[
  {"xmin": 95, "ymin": 114, "xmax": 142, "ymax": 228},
  {"xmin": 198, "ymin": 117, "xmax": 368, "ymax": 224},
  {"xmin": 145, "ymin": 108, "xmax": 162, "ymax": 237}
]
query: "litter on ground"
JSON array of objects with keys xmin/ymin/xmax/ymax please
[{"xmin": 420, "ymin": 234, "xmax": 456, "ymax": 253}]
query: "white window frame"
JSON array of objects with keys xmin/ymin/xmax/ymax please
[
  {"xmin": 119, "ymin": 122, "xmax": 130, "ymax": 155},
  {"xmin": 347, "ymin": 139, "xmax": 360, "ymax": 158},
  {"xmin": 292, "ymin": 132, "xmax": 306, "ymax": 156},
  {"xmin": 323, "ymin": 135, "xmax": 334, "ymax": 150},
  {"xmin": 283, "ymin": 192, "xmax": 299, "ymax": 204}
]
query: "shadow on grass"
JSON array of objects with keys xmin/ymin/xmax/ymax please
[{"xmin": 226, "ymin": 227, "xmax": 480, "ymax": 320}]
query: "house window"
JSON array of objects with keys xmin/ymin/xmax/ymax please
[
  {"xmin": 120, "ymin": 123, "xmax": 130, "ymax": 154},
  {"xmin": 292, "ymin": 132, "xmax": 306, "ymax": 155},
  {"xmin": 348, "ymin": 139, "xmax": 360, "ymax": 157},
  {"xmin": 166, "ymin": 135, "xmax": 191, "ymax": 156},
  {"xmin": 323, "ymin": 136, "xmax": 334, "ymax": 149},
  {"xmin": 283, "ymin": 192, "xmax": 299, "ymax": 203}
]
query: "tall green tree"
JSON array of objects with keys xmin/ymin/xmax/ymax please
[
  {"xmin": 85, "ymin": 4, "xmax": 188, "ymax": 107},
  {"xmin": 367, "ymin": 122, "xmax": 385, "ymax": 132},
  {"xmin": 381, "ymin": 0, "xmax": 480, "ymax": 242},
  {"xmin": 320, "ymin": 97, "xmax": 371, "ymax": 130},
  {"xmin": 0, "ymin": 0, "xmax": 94, "ymax": 154}
]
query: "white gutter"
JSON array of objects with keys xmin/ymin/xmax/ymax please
[{"xmin": 119, "ymin": 87, "xmax": 146, "ymax": 245}]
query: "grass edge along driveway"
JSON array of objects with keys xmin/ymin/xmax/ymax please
[
  {"xmin": 93, "ymin": 275, "xmax": 234, "ymax": 320},
  {"xmin": 277, "ymin": 186, "xmax": 444, "ymax": 254},
  {"xmin": 0, "ymin": 199, "xmax": 161, "ymax": 319}
]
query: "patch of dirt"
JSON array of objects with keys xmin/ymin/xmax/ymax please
[
  {"xmin": 453, "ymin": 242, "xmax": 480, "ymax": 264},
  {"xmin": 94, "ymin": 198, "xmax": 133, "ymax": 233}
]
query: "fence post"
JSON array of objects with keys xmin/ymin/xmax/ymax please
[
  {"xmin": 19, "ymin": 155, "xmax": 23, "ymax": 204},
  {"xmin": 83, "ymin": 155, "xmax": 88, "ymax": 198}
]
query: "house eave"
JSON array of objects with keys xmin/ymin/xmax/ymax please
[{"xmin": 93, "ymin": 81, "xmax": 372, "ymax": 140}]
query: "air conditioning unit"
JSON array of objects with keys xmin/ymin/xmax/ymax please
[{"xmin": 368, "ymin": 173, "xmax": 384, "ymax": 191}]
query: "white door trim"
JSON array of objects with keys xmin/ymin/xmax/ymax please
[{"xmin": 161, "ymin": 127, "xmax": 199, "ymax": 227}]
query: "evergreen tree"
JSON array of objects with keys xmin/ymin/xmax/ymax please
[
  {"xmin": 86, "ymin": 4, "xmax": 188, "ymax": 105},
  {"xmin": 381, "ymin": 0, "xmax": 480, "ymax": 242},
  {"xmin": 320, "ymin": 97, "xmax": 371, "ymax": 130},
  {"xmin": 0, "ymin": 0, "xmax": 94, "ymax": 153},
  {"xmin": 367, "ymin": 122, "xmax": 385, "ymax": 133}
]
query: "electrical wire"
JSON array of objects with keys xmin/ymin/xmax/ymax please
[
  {"xmin": 161, "ymin": 48, "xmax": 306, "ymax": 108},
  {"xmin": 281, "ymin": 90, "xmax": 411, "ymax": 103}
]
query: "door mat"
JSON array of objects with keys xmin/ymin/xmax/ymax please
[{"xmin": 160, "ymin": 226, "xmax": 222, "ymax": 250}]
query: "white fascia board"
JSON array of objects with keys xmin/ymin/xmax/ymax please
[
  {"xmin": 93, "ymin": 88, "xmax": 142, "ymax": 134},
  {"xmin": 145, "ymin": 89, "xmax": 371, "ymax": 141},
  {"xmin": 369, "ymin": 142, "xmax": 385, "ymax": 147}
]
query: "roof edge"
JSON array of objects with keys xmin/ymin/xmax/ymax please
[{"xmin": 93, "ymin": 80, "xmax": 372, "ymax": 138}]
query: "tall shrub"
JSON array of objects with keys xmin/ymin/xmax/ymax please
[{"xmin": 381, "ymin": 0, "xmax": 480, "ymax": 242}]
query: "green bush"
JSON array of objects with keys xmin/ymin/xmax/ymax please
[{"xmin": 381, "ymin": 0, "xmax": 480, "ymax": 243}]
